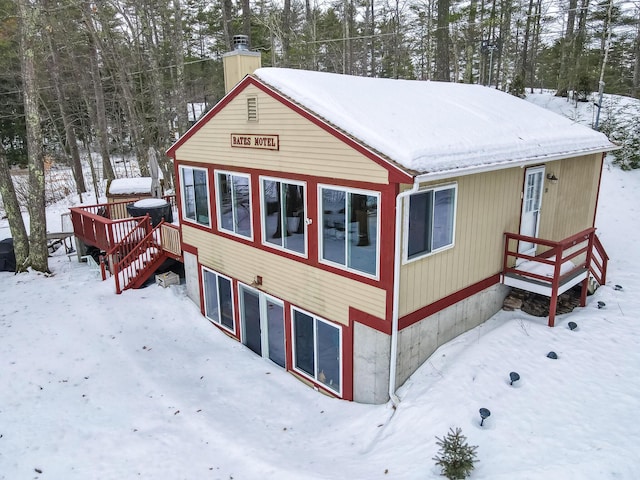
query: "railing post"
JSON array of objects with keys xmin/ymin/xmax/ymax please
[
  {"xmin": 581, "ymin": 231, "xmax": 596, "ymax": 307},
  {"xmin": 548, "ymin": 292, "xmax": 558, "ymax": 327},
  {"xmin": 548, "ymin": 245, "xmax": 563, "ymax": 327}
]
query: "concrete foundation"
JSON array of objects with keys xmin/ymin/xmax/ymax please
[
  {"xmin": 183, "ymin": 251, "xmax": 200, "ymax": 307},
  {"xmin": 394, "ymin": 283, "xmax": 510, "ymax": 395},
  {"xmin": 353, "ymin": 322, "xmax": 391, "ymax": 404}
]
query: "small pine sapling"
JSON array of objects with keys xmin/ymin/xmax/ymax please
[{"xmin": 433, "ymin": 427, "xmax": 478, "ymax": 479}]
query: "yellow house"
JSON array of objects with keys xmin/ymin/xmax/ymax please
[{"xmin": 162, "ymin": 61, "xmax": 616, "ymax": 403}]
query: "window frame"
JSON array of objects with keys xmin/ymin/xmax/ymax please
[
  {"xmin": 214, "ymin": 170, "xmax": 254, "ymax": 240},
  {"xmin": 317, "ymin": 184, "xmax": 381, "ymax": 279},
  {"xmin": 403, "ymin": 183, "xmax": 458, "ymax": 263},
  {"xmin": 179, "ymin": 165, "xmax": 211, "ymax": 228},
  {"xmin": 202, "ymin": 267, "xmax": 236, "ymax": 334},
  {"xmin": 291, "ymin": 306, "xmax": 343, "ymax": 396},
  {"xmin": 259, "ymin": 176, "xmax": 307, "ymax": 258}
]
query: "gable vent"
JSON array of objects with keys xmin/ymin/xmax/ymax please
[{"xmin": 247, "ymin": 96, "xmax": 258, "ymax": 122}]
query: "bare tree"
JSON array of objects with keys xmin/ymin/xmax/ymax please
[
  {"xmin": 633, "ymin": 9, "xmax": 640, "ymax": 98},
  {"xmin": 0, "ymin": 143, "xmax": 29, "ymax": 272},
  {"xmin": 556, "ymin": 0, "xmax": 578, "ymax": 96},
  {"xmin": 43, "ymin": 0, "xmax": 87, "ymax": 196},
  {"xmin": 82, "ymin": 1, "xmax": 116, "ymax": 183},
  {"xmin": 17, "ymin": 0, "xmax": 49, "ymax": 273}
]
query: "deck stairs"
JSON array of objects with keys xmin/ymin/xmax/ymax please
[{"xmin": 69, "ymin": 198, "xmax": 182, "ymax": 294}]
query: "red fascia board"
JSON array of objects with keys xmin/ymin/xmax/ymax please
[
  {"xmin": 167, "ymin": 76, "xmax": 253, "ymax": 157},
  {"xmin": 167, "ymin": 75, "xmax": 413, "ymax": 185}
]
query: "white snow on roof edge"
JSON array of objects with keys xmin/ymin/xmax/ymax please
[{"xmin": 253, "ymin": 68, "xmax": 617, "ymax": 175}]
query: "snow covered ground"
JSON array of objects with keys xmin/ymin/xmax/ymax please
[{"xmin": 1, "ymin": 93, "xmax": 640, "ymax": 479}]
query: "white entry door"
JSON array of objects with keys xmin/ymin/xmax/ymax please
[{"xmin": 519, "ymin": 166, "xmax": 545, "ymax": 258}]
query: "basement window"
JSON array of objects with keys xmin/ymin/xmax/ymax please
[
  {"xmin": 292, "ymin": 308, "xmax": 342, "ymax": 395},
  {"xmin": 247, "ymin": 96, "xmax": 258, "ymax": 122}
]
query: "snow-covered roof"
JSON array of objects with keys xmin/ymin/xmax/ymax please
[
  {"xmin": 254, "ymin": 68, "xmax": 616, "ymax": 175},
  {"xmin": 108, "ymin": 177, "xmax": 152, "ymax": 195}
]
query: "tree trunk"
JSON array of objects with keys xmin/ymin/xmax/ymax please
[
  {"xmin": 172, "ymin": 0, "xmax": 189, "ymax": 136},
  {"xmin": 139, "ymin": 2, "xmax": 174, "ymax": 188},
  {"xmin": 464, "ymin": 0, "xmax": 477, "ymax": 84},
  {"xmin": 282, "ymin": 0, "xmax": 291, "ymax": 66},
  {"xmin": 83, "ymin": 2, "xmax": 115, "ymax": 182},
  {"xmin": 528, "ymin": 0, "xmax": 543, "ymax": 93},
  {"xmin": 43, "ymin": 2, "xmax": 86, "ymax": 195},
  {"xmin": 17, "ymin": 0, "xmax": 49, "ymax": 273},
  {"xmin": 242, "ymin": 0, "xmax": 251, "ymax": 43},
  {"xmin": 520, "ymin": 0, "xmax": 535, "ymax": 86},
  {"xmin": 633, "ymin": 13, "xmax": 640, "ymax": 98},
  {"xmin": 369, "ymin": 0, "xmax": 375, "ymax": 75},
  {"xmin": 221, "ymin": 0, "xmax": 233, "ymax": 50},
  {"xmin": 97, "ymin": 4, "xmax": 149, "ymax": 177},
  {"xmin": 435, "ymin": 0, "xmax": 451, "ymax": 81},
  {"xmin": 0, "ymin": 143, "xmax": 29, "ymax": 272},
  {"xmin": 556, "ymin": 0, "xmax": 578, "ymax": 95}
]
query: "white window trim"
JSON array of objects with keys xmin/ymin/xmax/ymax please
[
  {"xmin": 402, "ymin": 182, "xmax": 458, "ymax": 264},
  {"xmin": 179, "ymin": 165, "xmax": 211, "ymax": 228},
  {"xmin": 202, "ymin": 266, "xmax": 236, "ymax": 334},
  {"xmin": 259, "ymin": 176, "xmax": 308, "ymax": 258},
  {"xmin": 215, "ymin": 169, "xmax": 254, "ymax": 241},
  {"xmin": 290, "ymin": 306, "xmax": 343, "ymax": 397},
  {"xmin": 317, "ymin": 184, "xmax": 381, "ymax": 280}
]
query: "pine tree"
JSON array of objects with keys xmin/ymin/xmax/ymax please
[{"xmin": 433, "ymin": 427, "xmax": 478, "ymax": 480}]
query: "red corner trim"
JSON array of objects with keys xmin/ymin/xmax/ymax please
[{"xmin": 342, "ymin": 318, "xmax": 354, "ymax": 401}]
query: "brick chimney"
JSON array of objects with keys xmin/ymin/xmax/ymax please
[{"xmin": 222, "ymin": 35, "xmax": 262, "ymax": 94}]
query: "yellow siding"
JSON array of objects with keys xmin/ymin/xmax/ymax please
[
  {"xmin": 399, "ymin": 169, "xmax": 523, "ymax": 316},
  {"xmin": 539, "ymin": 154, "xmax": 602, "ymax": 241},
  {"xmin": 174, "ymin": 84, "xmax": 390, "ymax": 184},
  {"xmin": 183, "ymin": 225, "xmax": 387, "ymax": 326},
  {"xmin": 398, "ymin": 155, "xmax": 603, "ymax": 317}
]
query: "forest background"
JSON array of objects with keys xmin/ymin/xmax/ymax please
[{"xmin": 0, "ymin": 0, "xmax": 639, "ymax": 273}]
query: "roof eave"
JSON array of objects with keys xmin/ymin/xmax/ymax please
[{"xmin": 412, "ymin": 145, "xmax": 617, "ymax": 183}]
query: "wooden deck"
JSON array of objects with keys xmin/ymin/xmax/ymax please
[
  {"xmin": 69, "ymin": 196, "xmax": 182, "ymax": 293},
  {"xmin": 502, "ymin": 228, "xmax": 608, "ymax": 326}
]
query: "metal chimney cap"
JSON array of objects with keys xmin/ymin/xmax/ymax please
[{"xmin": 233, "ymin": 35, "xmax": 250, "ymax": 51}]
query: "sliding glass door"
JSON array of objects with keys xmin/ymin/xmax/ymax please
[{"xmin": 239, "ymin": 285, "xmax": 286, "ymax": 368}]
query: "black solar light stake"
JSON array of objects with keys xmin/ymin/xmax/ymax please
[
  {"xmin": 568, "ymin": 321, "xmax": 577, "ymax": 330},
  {"xmin": 547, "ymin": 351, "xmax": 558, "ymax": 359},
  {"xmin": 509, "ymin": 372, "xmax": 520, "ymax": 385},
  {"xmin": 479, "ymin": 408, "xmax": 491, "ymax": 426}
]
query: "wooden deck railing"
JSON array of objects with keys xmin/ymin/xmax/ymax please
[
  {"xmin": 503, "ymin": 227, "xmax": 608, "ymax": 327},
  {"xmin": 106, "ymin": 218, "xmax": 160, "ymax": 293},
  {"xmin": 69, "ymin": 195, "xmax": 181, "ymax": 293},
  {"xmin": 69, "ymin": 195, "xmax": 177, "ymax": 252},
  {"xmin": 70, "ymin": 207, "xmax": 147, "ymax": 253},
  {"xmin": 160, "ymin": 223, "xmax": 181, "ymax": 258}
]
